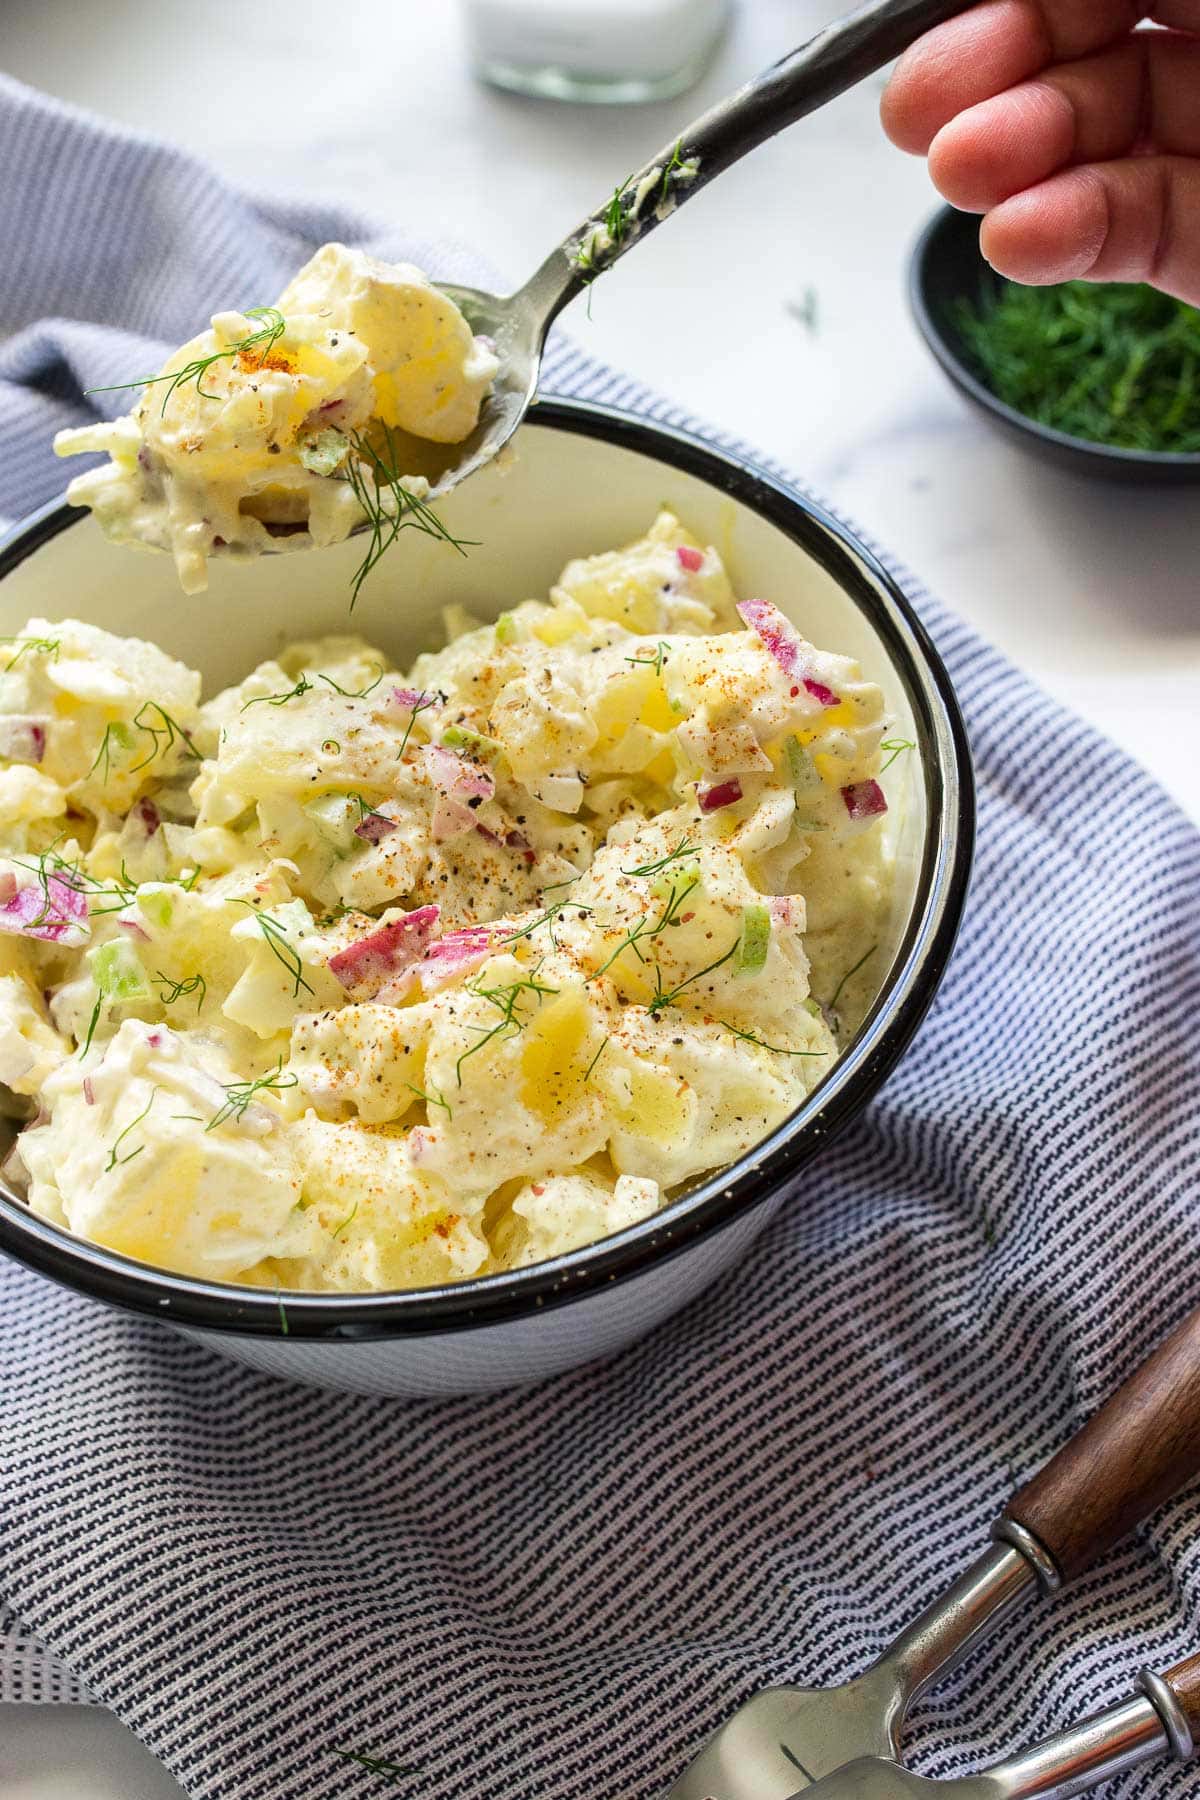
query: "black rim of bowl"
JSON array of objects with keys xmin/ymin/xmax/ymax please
[
  {"xmin": 909, "ymin": 204, "xmax": 1200, "ymax": 471},
  {"xmin": 0, "ymin": 396, "xmax": 975, "ymax": 1339}
]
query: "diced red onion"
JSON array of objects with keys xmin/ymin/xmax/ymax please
[
  {"xmin": 392, "ymin": 686, "xmax": 434, "ymax": 712},
  {"xmin": 841, "ymin": 779, "xmax": 888, "ymax": 820},
  {"xmin": 117, "ymin": 917, "xmax": 151, "ymax": 942},
  {"xmin": 0, "ymin": 716, "xmax": 49, "ymax": 765},
  {"xmin": 505, "ymin": 828, "xmax": 537, "ymax": 866},
  {"xmin": 676, "ymin": 545, "xmax": 704, "ymax": 573},
  {"xmin": 0, "ymin": 872, "xmax": 16, "ymax": 904},
  {"xmin": 432, "ymin": 794, "xmax": 478, "ymax": 843},
  {"xmin": 132, "ymin": 796, "xmax": 161, "ymax": 837},
  {"xmin": 353, "ymin": 812, "xmax": 399, "ymax": 844},
  {"xmin": 0, "ymin": 875, "xmax": 89, "ymax": 945},
  {"xmin": 698, "ymin": 777, "xmax": 743, "ymax": 813},
  {"xmin": 147, "ymin": 1030, "xmax": 164, "ymax": 1047},
  {"xmin": 803, "ymin": 678, "xmax": 839, "ymax": 708},
  {"xmin": 83, "ymin": 1077, "xmax": 96, "ymax": 1106},
  {"xmin": 413, "ymin": 925, "xmax": 494, "ymax": 995},
  {"xmin": 768, "ymin": 896, "xmax": 802, "ymax": 930},
  {"xmin": 328, "ymin": 906, "xmax": 441, "ymax": 1000},
  {"xmin": 423, "ymin": 743, "xmax": 494, "ymax": 801},
  {"xmin": 737, "ymin": 597, "xmax": 804, "ymax": 676}
]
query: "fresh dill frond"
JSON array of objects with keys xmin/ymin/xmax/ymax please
[
  {"xmin": 0, "ymin": 634, "xmax": 60, "ymax": 673},
  {"xmin": 104, "ymin": 1089, "xmax": 157, "ymax": 1172},
  {"xmin": 827, "ymin": 942, "xmax": 878, "ymax": 1016},
  {"xmin": 80, "ymin": 991, "xmax": 103, "ymax": 1059},
  {"xmin": 88, "ymin": 721, "xmax": 135, "ymax": 783},
  {"xmin": 87, "ymin": 307, "xmax": 287, "ymax": 417},
  {"xmin": 240, "ymin": 674, "xmax": 314, "ymax": 711},
  {"xmin": 717, "ymin": 1020, "xmax": 828, "ymax": 1056},
  {"xmin": 455, "ymin": 971, "xmax": 558, "ymax": 1086},
  {"xmin": 331, "ymin": 1200, "xmax": 359, "ymax": 1240},
  {"xmin": 660, "ymin": 138, "xmax": 685, "ymax": 203},
  {"xmin": 341, "ymin": 427, "xmax": 474, "ymax": 609},
  {"xmin": 624, "ymin": 640, "xmax": 670, "ymax": 676},
  {"xmin": 500, "ymin": 898, "xmax": 592, "ymax": 948},
  {"xmin": 645, "ymin": 935, "xmax": 740, "ymax": 1016},
  {"xmin": 275, "ymin": 1282, "xmax": 290, "ymax": 1336},
  {"xmin": 583, "ymin": 1038, "xmax": 608, "ymax": 1082},
  {"xmin": 332, "ymin": 1748, "xmax": 418, "ymax": 1778},
  {"xmin": 622, "ymin": 839, "xmax": 698, "ymax": 878},
  {"xmin": 592, "ymin": 871, "xmax": 699, "ymax": 979},
  {"xmin": 206, "ymin": 1057, "xmax": 298, "ymax": 1132},
  {"xmin": 129, "ymin": 701, "xmax": 201, "ymax": 773},
  {"xmin": 153, "ymin": 970, "xmax": 207, "ymax": 1012},
  {"xmin": 879, "ymin": 738, "xmax": 915, "ymax": 772},
  {"xmin": 227, "ymin": 899, "xmax": 315, "ymax": 998},
  {"xmin": 404, "ymin": 1081, "xmax": 452, "ymax": 1119},
  {"xmin": 395, "ymin": 691, "xmax": 439, "ymax": 761},
  {"xmin": 318, "ymin": 664, "xmax": 384, "ymax": 699}
]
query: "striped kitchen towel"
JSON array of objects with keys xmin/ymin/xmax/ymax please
[{"xmin": 1, "ymin": 70, "xmax": 1199, "ymax": 1800}]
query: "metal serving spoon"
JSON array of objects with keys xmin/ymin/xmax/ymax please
[
  {"xmin": 423, "ymin": 0, "xmax": 973, "ymax": 500},
  {"xmin": 663, "ymin": 1302, "xmax": 1200, "ymax": 1800}
]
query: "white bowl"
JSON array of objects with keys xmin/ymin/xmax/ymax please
[{"xmin": 0, "ymin": 399, "xmax": 973, "ymax": 1396}]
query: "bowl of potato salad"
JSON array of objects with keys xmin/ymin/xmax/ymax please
[{"xmin": 0, "ymin": 386, "xmax": 972, "ymax": 1395}]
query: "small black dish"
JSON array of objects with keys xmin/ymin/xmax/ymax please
[{"xmin": 909, "ymin": 204, "xmax": 1200, "ymax": 486}]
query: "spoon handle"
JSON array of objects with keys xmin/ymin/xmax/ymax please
[{"xmin": 518, "ymin": 0, "xmax": 973, "ymax": 325}]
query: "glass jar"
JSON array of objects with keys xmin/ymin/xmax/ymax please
[{"xmin": 463, "ymin": 0, "xmax": 731, "ymax": 104}]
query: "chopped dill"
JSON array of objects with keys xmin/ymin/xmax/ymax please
[
  {"xmin": 455, "ymin": 970, "xmax": 558, "ymax": 1086},
  {"xmin": 332, "ymin": 1748, "xmax": 417, "ymax": 1778},
  {"xmin": 953, "ymin": 280, "xmax": 1200, "ymax": 453},
  {"xmin": 592, "ymin": 871, "xmax": 699, "ymax": 979},
  {"xmin": 341, "ymin": 427, "xmax": 474, "ymax": 609},
  {"xmin": 718, "ymin": 1019, "xmax": 828, "ymax": 1056},
  {"xmin": 153, "ymin": 970, "xmax": 207, "ymax": 1012},
  {"xmin": 87, "ymin": 306, "xmax": 287, "ymax": 417},
  {"xmin": 275, "ymin": 1282, "xmax": 290, "ymax": 1336},
  {"xmin": 660, "ymin": 137, "xmax": 685, "ymax": 203},
  {"xmin": 227, "ymin": 899, "xmax": 315, "ymax": 998},
  {"xmin": 0, "ymin": 634, "xmax": 60, "ymax": 673},
  {"xmin": 240, "ymin": 674, "xmax": 314, "ymax": 711},
  {"xmin": 405, "ymin": 1081, "xmax": 452, "ymax": 1119},
  {"xmin": 331, "ymin": 1200, "xmax": 359, "ymax": 1239},
  {"xmin": 500, "ymin": 897, "xmax": 592, "ymax": 948},
  {"xmin": 583, "ymin": 1038, "xmax": 608, "ymax": 1082},
  {"xmin": 206, "ymin": 1057, "xmax": 298, "ymax": 1131},
  {"xmin": 89, "ymin": 721, "xmax": 135, "ymax": 783},
  {"xmin": 104, "ymin": 1089, "xmax": 156, "ymax": 1172},
  {"xmin": 786, "ymin": 287, "xmax": 820, "ymax": 335},
  {"xmin": 604, "ymin": 172, "xmax": 636, "ymax": 250},
  {"xmin": 129, "ymin": 701, "xmax": 200, "ymax": 772},
  {"xmin": 622, "ymin": 839, "xmax": 698, "ymax": 879},
  {"xmin": 646, "ymin": 935, "xmax": 740, "ymax": 1016},
  {"xmin": 624, "ymin": 640, "xmax": 670, "ymax": 676},
  {"xmin": 80, "ymin": 991, "xmax": 103, "ymax": 1058},
  {"xmin": 318, "ymin": 664, "xmax": 384, "ymax": 699},
  {"xmin": 879, "ymin": 737, "xmax": 915, "ymax": 772},
  {"xmin": 395, "ymin": 692, "xmax": 439, "ymax": 760},
  {"xmin": 827, "ymin": 942, "xmax": 878, "ymax": 1016}
]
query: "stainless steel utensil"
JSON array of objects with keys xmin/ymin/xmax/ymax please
[
  {"xmin": 664, "ymin": 1304, "xmax": 1200, "ymax": 1800},
  {"xmin": 791, "ymin": 1654, "xmax": 1200, "ymax": 1800},
  {"xmin": 417, "ymin": 0, "xmax": 974, "ymax": 501}
]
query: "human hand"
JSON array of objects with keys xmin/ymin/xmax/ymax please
[{"xmin": 881, "ymin": 3, "xmax": 1200, "ymax": 305}]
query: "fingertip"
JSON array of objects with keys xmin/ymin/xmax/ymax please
[
  {"xmin": 928, "ymin": 84, "xmax": 1075, "ymax": 211},
  {"xmin": 880, "ymin": 59, "xmax": 935, "ymax": 154},
  {"xmin": 980, "ymin": 170, "xmax": 1110, "ymax": 282}
]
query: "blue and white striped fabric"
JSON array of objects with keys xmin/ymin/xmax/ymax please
[{"xmin": 1, "ymin": 71, "xmax": 1198, "ymax": 1800}]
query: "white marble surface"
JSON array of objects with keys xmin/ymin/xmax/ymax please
[{"xmin": 1, "ymin": 2, "xmax": 1196, "ymax": 1794}]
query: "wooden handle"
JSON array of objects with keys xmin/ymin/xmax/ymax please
[
  {"xmin": 1162, "ymin": 1654, "xmax": 1200, "ymax": 1745},
  {"xmin": 1003, "ymin": 1307, "xmax": 1200, "ymax": 1582}
]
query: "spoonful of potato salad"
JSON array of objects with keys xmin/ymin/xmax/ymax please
[{"xmin": 56, "ymin": 0, "xmax": 970, "ymax": 600}]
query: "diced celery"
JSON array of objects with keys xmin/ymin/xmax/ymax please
[
  {"xmin": 303, "ymin": 792, "xmax": 358, "ymax": 851},
  {"xmin": 785, "ymin": 735, "xmax": 821, "ymax": 792},
  {"xmin": 137, "ymin": 888, "xmax": 174, "ymax": 931},
  {"xmin": 650, "ymin": 862, "xmax": 700, "ymax": 908},
  {"xmin": 297, "ymin": 428, "xmax": 349, "ymax": 477},
  {"xmin": 736, "ymin": 902, "xmax": 771, "ymax": 976},
  {"xmin": 442, "ymin": 724, "xmax": 501, "ymax": 762},
  {"xmin": 91, "ymin": 938, "xmax": 153, "ymax": 1004},
  {"xmin": 494, "ymin": 611, "xmax": 519, "ymax": 646}
]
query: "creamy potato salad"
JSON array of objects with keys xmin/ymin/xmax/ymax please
[
  {"xmin": 54, "ymin": 243, "xmax": 498, "ymax": 596},
  {"xmin": 0, "ymin": 513, "xmax": 898, "ymax": 1291}
]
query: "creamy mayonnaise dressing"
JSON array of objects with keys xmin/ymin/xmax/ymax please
[
  {"xmin": 0, "ymin": 513, "xmax": 899, "ymax": 1290},
  {"xmin": 54, "ymin": 243, "xmax": 499, "ymax": 596}
]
